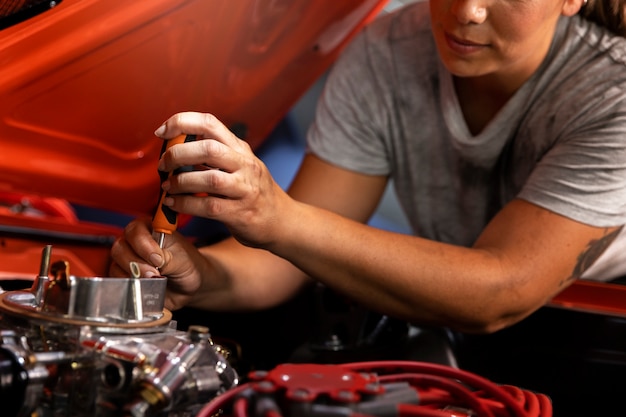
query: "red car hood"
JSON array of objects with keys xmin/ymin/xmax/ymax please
[{"xmin": 0, "ymin": 0, "xmax": 386, "ymax": 217}]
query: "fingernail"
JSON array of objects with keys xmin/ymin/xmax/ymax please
[
  {"xmin": 163, "ymin": 197, "xmax": 174, "ymax": 207},
  {"xmin": 144, "ymin": 270, "xmax": 159, "ymax": 278},
  {"xmin": 150, "ymin": 253, "xmax": 164, "ymax": 268},
  {"xmin": 162, "ymin": 181, "xmax": 170, "ymax": 191},
  {"xmin": 154, "ymin": 124, "xmax": 166, "ymax": 137}
]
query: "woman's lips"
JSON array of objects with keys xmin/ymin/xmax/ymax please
[{"xmin": 444, "ymin": 32, "xmax": 488, "ymax": 55}]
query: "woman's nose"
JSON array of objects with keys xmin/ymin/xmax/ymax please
[{"xmin": 450, "ymin": 0, "xmax": 487, "ymax": 25}]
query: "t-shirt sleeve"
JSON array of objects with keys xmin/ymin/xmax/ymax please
[
  {"xmin": 306, "ymin": 28, "xmax": 391, "ymax": 176},
  {"xmin": 518, "ymin": 92, "xmax": 626, "ymax": 227}
]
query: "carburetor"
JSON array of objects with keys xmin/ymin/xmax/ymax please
[{"xmin": 0, "ymin": 245, "xmax": 238, "ymax": 417}]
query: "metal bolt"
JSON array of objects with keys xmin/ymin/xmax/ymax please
[{"xmin": 187, "ymin": 325, "xmax": 210, "ymax": 343}]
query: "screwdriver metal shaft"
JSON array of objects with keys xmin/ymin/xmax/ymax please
[{"xmin": 152, "ymin": 134, "xmax": 196, "ymax": 248}]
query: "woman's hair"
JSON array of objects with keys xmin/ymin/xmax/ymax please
[{"xmin": 580, "ymin": 0, "xmax": 626, "ymax": 37}]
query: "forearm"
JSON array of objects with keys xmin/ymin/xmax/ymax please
[
  {"xmin": 187, "ymin": 237, "xmax": 311, "ymax": 311},
  {"xmin": 264, "ymin": 200, "xmax": 570, "ymax": 333}
]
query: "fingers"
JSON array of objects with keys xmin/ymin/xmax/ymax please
[
  {"xmin": 164, "ymin": 169, "xmax": 244, "ymax": 198},
  {"xmin": 159, "ymin": 139, "xmax": 247, "ymax": 174},
  {"xmin": 152, "ymin": 112, "xmax": 264, "ymax": 213},
  {"xmin": 109, "ymin": 218, "xmax": 163, "ymax": 277},
  {"xmin": 155, "ymin": 112, "xmax": 245, "ymax": 150},
  {"xmin": 155, "ymin": 112, "xmax": 253, "ymax": 178}
]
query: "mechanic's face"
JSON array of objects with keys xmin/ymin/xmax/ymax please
[{"xmin": 429, "ymin": 0, "xmax": 578, "ymax": 82}]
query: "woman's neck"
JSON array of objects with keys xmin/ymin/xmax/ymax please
[{"xmin": 453, "ymin": 70, "xmax": 531, "ymax": 135}]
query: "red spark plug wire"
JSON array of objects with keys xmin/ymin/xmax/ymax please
[{"xmin": 343, "ymin": 361, "xmax": 552, "ymax": 417}]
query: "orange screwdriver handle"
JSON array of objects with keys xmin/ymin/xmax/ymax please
[{"xmin": 152, "ymin": 134, "xmax": 196, "ymax": 235}]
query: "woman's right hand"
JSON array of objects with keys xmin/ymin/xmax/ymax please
[{"xmin": 109, "ymin": 217, "xmax": 211, "ymax": 310}]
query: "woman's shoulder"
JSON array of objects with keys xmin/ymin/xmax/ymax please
[
  {"xmin": 350, "ymin": 0, "xmax": 436, "ymax": 76},
  {"xmin": 538, "ymin": 15, "xmax": 626, "ymax": 105},
  {"xmin": 564, "ymin": 14, "xmax": 626, "ymax": 66},
  {"xmin": 364, "ymin": 1, "xmax": 432, "ymax": 44}
]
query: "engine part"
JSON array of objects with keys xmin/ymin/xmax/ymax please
[
  {"xmin": 197, "ymin": 361, "xmax": 552, "ymax": 417},
  {"xmin": 0, "ymin": 245, "xmax": 238, "ymax": 417}
]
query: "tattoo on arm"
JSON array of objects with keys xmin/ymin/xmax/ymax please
[{"xmin": 564, "ymin": 226, "xmax": 624, "ymax": 285}]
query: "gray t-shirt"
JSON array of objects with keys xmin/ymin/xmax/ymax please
[{"xmin": 306, "ymin": 2, "xmax": 626, "ymax": 280}]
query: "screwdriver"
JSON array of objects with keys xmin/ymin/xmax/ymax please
[{"xmin": 152, "ymin": 134, "xmax": 196, "ymax": 248}]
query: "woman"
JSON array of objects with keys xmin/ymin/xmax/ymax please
[{"xmin": 110, "ymin": 0, "xmax": 626, "ymax": 334}]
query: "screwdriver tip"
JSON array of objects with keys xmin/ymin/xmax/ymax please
[{"xmin": 152, "ymin": 231, "xmax": 166, "ymax": 249}]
